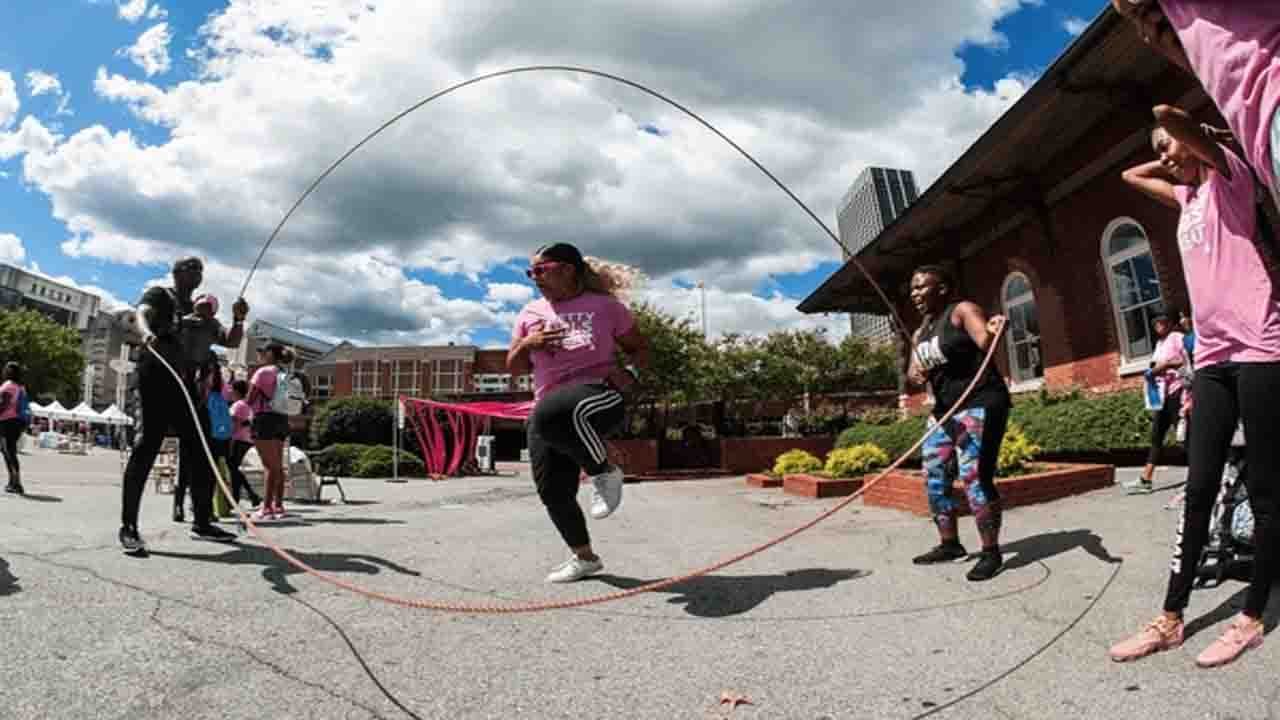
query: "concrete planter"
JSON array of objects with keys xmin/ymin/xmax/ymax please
[
  {"xmin": 745, "ymin": 473, "xmax": 783, "ymax": 488},
  {"xmin": 862, "ymin": 463, "xmax": 1116, "ymax": 516}
]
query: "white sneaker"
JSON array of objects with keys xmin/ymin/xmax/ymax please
[
  {"xmin": 545, "ymin": 555, "xmax": 604, "ymax": 583},
  {"xmin": 588, "ymin": 465, "xmax": 624, "ymax": 519}
]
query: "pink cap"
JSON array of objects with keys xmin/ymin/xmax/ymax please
[{"xmin": 194, "ymin": 294, "xmax": 219, "ymax": 314}]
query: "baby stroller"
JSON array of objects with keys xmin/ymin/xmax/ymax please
[{"xmin": 1196, "ymin": 423, "xmax": 1256, "ymax": 587}]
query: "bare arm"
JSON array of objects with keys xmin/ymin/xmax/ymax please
[
  {"xmin": 215, "ymin": 297, "xmax": 249, "ymax": 348},
  {"xmin": 614, "ymin": 325, "xmax": 649, "ymax": 370},
  {"xmin": 134, "ymin": 303, "xmax": 158, "ymax": 345},
  {"xmin": 1122, "ymin": 160, "xmax": 1180, "ymax": 209},
  {"xmin": 1112, "ymin": 0, "xmax": 1191, "ymax": 71},
  {"xmin": 1153, "ymin": 105, "xmax": 1228, "ymax": 175},
  {"xmin": 954, "ymin": 301, "xmax": 1002, "ymax": 352},
  {"xmin": 905, "ymin": 326, "xmax": 926, "ymax": 388}
]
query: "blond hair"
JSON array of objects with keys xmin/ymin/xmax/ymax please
[{"xmin": 582, "ymin": 256, "xmax": 645, "ymax": 299}]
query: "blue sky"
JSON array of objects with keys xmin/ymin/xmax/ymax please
[{"xmin": 0, "ymin": 1, "xmax": 1108, "ymax": 348}]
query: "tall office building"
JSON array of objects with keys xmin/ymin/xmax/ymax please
[{"xmin": 835, "ymin": 167, "xmax": 919, "ymax": 344}]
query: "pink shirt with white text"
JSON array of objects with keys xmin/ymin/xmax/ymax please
[
  {"xmin": 1174, "ymin": 146, "xmax": 1280, "ymax": 367},
  {"xmin": 513, "ymin": 293, "xmax": 635, "ymax": 400}
]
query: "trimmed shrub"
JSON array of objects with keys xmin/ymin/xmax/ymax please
[
  {"xmin": 311, "ymin": 397, "xmax": 395, "ymax": 449},
  {"xmin": 353, "ymin": 445, "xmax": 425, "ymax": 478},
  {"xmin": 836, "ymin": 415, "xmax": 929, "ymax": 459},
  {"xmin": 311, "ymin": 443, "xmax": 425, "ymax": 478},
  {"xmin": 997, "ymin": 424, "xmax": 1041, "ymax": 477},
  {"xmin": 772, "ymin": 449, "xmax": 822, "ymax": 475},
  {"xmin": 1008, "ymin": 390, "xmax": 1150, "ymax": 453},
  {"xmin": 824, "ymin": 443, "xmax": 890, "ymax": 478}
]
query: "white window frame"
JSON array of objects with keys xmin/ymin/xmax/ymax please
[
  {"xmin": 353, "ymin": 359, "xmax": 380, "ymax": 397},
  {"xmin": 1102, "ymin": 217, "xmax": 1165, "ymax": 374},
  {"xmin": 1001, "ymin": 272, "xmax": 1044, "ymax": 390},
  {"xmin": 474, "ymin": 373, "xmax": 511, "ymax": 393},
  {"xmin": 433, "ymin": 359, "xmax": 464, "ymax": 395},
  {"xmin": 391, "ymin": 359, "xmax": 420, "ymax": 398},
  {"xmin": 313, "ymin": 373, "xmax": 332, "ymax": 401}
]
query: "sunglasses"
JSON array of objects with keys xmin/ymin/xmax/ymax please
[{"xmin": 525, "ymin": 261, "xmax": 564, "ymax": 279}]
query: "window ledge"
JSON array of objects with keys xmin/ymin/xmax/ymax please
[
  {"xmin": 1008, "ymin": 378, "xmax": 1045, "ymax": 394},
  {"xmin": 1118, "ymin": 358, "xmax": 1152, "ymax": 377}
]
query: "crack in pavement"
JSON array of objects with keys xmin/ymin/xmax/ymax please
[
  {"xmin": 148, "ymin": 599, "xmax": 395, "ymax": 720},
  {"xmin": 14, "ymin": 552, "xmax": 404, "ymax": 720}
]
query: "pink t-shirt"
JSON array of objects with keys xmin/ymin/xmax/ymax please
[
  {"xmin": 513, "ymin": 293, "xmax": 635, "ymax": 400},
  {"xmin": 249, "ymin": 365, "xmax": 280, "ymax": 414},
  {"xmin": 230, "ymin": 399, "xmax": 254, "ymax": 443},
  {"xmin": 1152, "ymin": 331, "xmax": 1187, "ymax": 396},
  {"xmin": 1159, "ymin": 1, "xmax": 1280, "ymax": 188},
  {"xmin": 0, "ymin": 381, "xmax": 21, "ymax": 422},
  {"xmin": 1174, "ymin": 145, "xmax": 1280, "ymax": 367}
]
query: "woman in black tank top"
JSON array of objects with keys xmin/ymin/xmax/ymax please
[{"xmin": 906, "ymin": 265, "xmax": 1011, "ymax": 582}]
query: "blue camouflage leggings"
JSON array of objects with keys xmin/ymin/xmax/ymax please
[{"xmin": 922, "ymin": 404, "xmax": 1009, "ymax": 548}]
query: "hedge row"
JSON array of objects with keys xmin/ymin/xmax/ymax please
[
  {"xmin": 836, "ymin": 390, "xmax": 1152, "ymax": 457},
  {"xmin": 312, "ymin": 444, "xmax": 425, "ymax": 478}
]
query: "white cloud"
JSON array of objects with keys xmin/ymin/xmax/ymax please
[
  {"xmin": 24, "ymin": 70, "xmax": 61, "ymax": 97},
  {"xmin": 117, "ymin": 0, "xmax": 149, "ymax": 23},
  {"xmin": 120, "ymin": 23, "xmax": 172, "ymax": 76},
  {"xmin": 24, "ymin": 70, "xmax": 72, "ymax": 117},
  {"xmin": 13, "ymin": 0, "xmax": 1040, "ymax": 343},
  {"xmin": 0, "ymin": 115, "xmax": 60, "ymax": 161},
  {"xmin": 0, "ymin": 71, "xmax": 17, "ymax": 129},
  {"xmin": 0, "ymin": 233, "xmax": 25, "ymax": 264},
  {"xmin": 484, "ymin": 282, "xmax": 535, "ymax": 307},
  {"xmin": 146, "ymin": 3, "xmax": 167, "ymax": 20},
  {"xmin": 1062, "ymin": 16, "xmax": 1090, "ymax": 36}
]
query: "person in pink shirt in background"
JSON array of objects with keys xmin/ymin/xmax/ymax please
[
  {"xmin": 1112, "ymin": 104, "xmax": 1280, "ymax": 668},
  {"xmin": 508, "ymin": 243, "xmax": 650, "ymax": 584},
  {"xmin": 248, "ymin": 343, "xmax": 294, "ymax": 521},
  {"xmin": 1127, "ymin": 311, "xmax": 1185, "ymax": 494},
  {"xmin": 227, "ymin": 379, "xmax": 261, "ymax": 508}
]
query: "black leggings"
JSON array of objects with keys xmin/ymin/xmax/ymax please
[
  {"xmin": 1, "ymin": 419, "xmax": 23, "ymax": 481},
  {"xmin": 121, "ymin": 360, "xmax": 214, "ymax": 528},
  {"xmin": 1148, "ymin": 387, "xmax": 1184, "ymax": 466},
  {"xmin": 1165, "ymin": 362, "xmax": 1280, "ymax": 617},
  {"xmin": 527, "ymin": 382, "xmax": 625, "ymax": 549},
  {"xmin": 228, "ymin": 439, "xmax": 259, "ymax": 503}
]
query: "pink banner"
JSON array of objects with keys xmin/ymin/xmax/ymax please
[{"xmin": 401, "ymin": 396, "xmax": 532, "ymax": 476}]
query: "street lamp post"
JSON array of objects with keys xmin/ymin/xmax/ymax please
[{"xmin": 696, "ymin": 281, "xmax": 707, "ymax": 339}]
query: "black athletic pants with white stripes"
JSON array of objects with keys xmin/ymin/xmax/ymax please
[
  {"xmin": 1164, "ymin": 362, "xmax": 1280, "ymax": 617},
  {"xmin": 528, "ymin": 381, "xmax": 625, "ymax": 549}
]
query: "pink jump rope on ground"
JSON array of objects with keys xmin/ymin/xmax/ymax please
[{"xmin": 149, "ymin": 66, "xmax": 1015, "ymax": 613}]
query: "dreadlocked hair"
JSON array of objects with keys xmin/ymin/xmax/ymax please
[{"xmin": 581, "ymin": 257, "xmax": 645, "ymax": 299}]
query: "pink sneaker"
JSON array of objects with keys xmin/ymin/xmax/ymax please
[
  {"xmin": 1109, "ymin": 615, "xmax": 1184, "ymax": 662},
  {"xmin": 252, "ymin": 508, "xmax": 274, "ymax": 522},
  {"xmin": 1196, "ymin": 614, "xmax": 1264, "ymax": 668}
]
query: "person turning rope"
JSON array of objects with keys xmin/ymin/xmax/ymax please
[
  {"xmin": 508, "ymin": 243, "xmax": 650, "ymax": 583},
  {"xmin": 906, "ymin": 265, "xmax": 1011, "ymax": 582}
]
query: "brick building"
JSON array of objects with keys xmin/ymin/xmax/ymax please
[
  {"xmin": 306, "ymin": 342, "xmax": 532, "ymax": 403},
  {"xmin": 799, "ymin": 7, "xmax": 1213, "ymax": 409}
]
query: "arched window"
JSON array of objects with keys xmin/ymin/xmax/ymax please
[
  {"xmin": 1001, "ymin": 272, "xmax": 1043, "ymax": 384},
  {"xmin": 1102, "ymin": 218, "xmax": 1165, "ymax": 362}
]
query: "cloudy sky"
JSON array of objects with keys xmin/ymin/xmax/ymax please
[{"xmin": 0, "ymin": 0, "xmax": 1102, "ymax": 348}]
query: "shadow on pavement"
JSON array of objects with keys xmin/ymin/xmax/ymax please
[
  {"xmin": 0, "ymin": 557, "xmax": 18, "ymax": 597},
  {"xmin": 149, "ymin": 544, "xmax": 421, "ymax": 595},
  {"xmin": 1184, "ymin": 585, "xmax": 1280, "ymax": 639},
  {"xmin": 230, "ymin": 517, "xmax": 406, "ymax": 528},
  {"xmin": 6, "ymin": 493, "xmax": 62, "ymax": 503},
  {"xmin": 594, "ymin": 567, "xmax": 870, "ymax": 618},
  {"xmin": 1000, "ymin": 529, "xmax": 1121, "ymax": 571}
]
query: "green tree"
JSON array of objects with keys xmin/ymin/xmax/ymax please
[
  {"xmin": 310, "ymin": 396, "xmax": 395, "ymax": 448},
  {"xmin": 0, "ymin": 309, "xmax": 85, "ymax": 401},
  {"xmin": 626, "ymin": 302, "xmax": 710, "ymax": 405}
]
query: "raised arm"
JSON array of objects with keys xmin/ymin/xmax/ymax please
[
  {"xmin": 216, "ymin": 297, "xmax": 249, "ymax": 348},
  {"xmin": 954, "ymin": 301, "xmax": 1002, "ymax": 352},
  {"xmin": 1122, "ymin": 160, "xmax": 1180, "ymax": 209}
]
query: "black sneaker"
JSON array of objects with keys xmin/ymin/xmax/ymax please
[
  {"xmin": 966, "ymin": 551, "xmax": 1004, "ymax": 581},
  {"xmin": 173, "ymin": 505, "xmax": 185, "ymax": 523},
  {"xmin": 119, "ymin": 526, "xmax": 148, "ymax": 555},
  {"xmin": 913, "ymin": 542, "xmax": 968, "ymax": 565},
  {"xmin": 5, "ymin": 483, "xmax": 23, "ymax": 495},
  {"xmin": 191, "ymin": 524, "xmax": 237, "ymax": 543}
]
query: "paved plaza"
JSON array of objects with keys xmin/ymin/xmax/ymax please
[{"xmin": 1, "ymin": 448, "xmax": 1277, "ymax": 719}]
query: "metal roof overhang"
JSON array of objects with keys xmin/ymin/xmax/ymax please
[{"xmin": 798, "ymin": 8, "xmax": 1199, "ymax": 316}]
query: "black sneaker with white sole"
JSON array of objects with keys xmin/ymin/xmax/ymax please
[
  {"xmin": 966, "ymin": 551, "xmax": 1004, "ymax": 581},
  {"xmin": 191, "ymin": 524, "xmax": 237, "ymax": 543}
]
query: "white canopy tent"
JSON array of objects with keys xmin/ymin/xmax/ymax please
[
  {"xmin": 36, "ymin": 400, "xmax": 72, "ymax": 421},
  {"xmin": 67, "ymin": 402, "xmax": 104, "ymax": 424},
  {"xmin": 98, "ymin": 404, "xmax": 134, "ymax": 426}
]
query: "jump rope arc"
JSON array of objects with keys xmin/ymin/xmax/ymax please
[{"xmin": 160, "ymin": 65, "xmax": 1007, "ymax": 613}]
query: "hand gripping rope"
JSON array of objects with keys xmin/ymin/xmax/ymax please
[{"xmin": 152, "ymin": 65, "xmax": 1008, "ymax": 613}]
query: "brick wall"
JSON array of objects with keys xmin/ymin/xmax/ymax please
[{"xmin": 718, "ymin": 436, "xmax": 836, "ymax": 474}]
